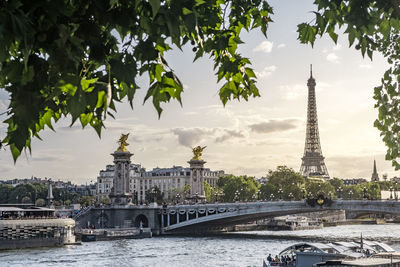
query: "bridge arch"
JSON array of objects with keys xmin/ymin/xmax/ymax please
[
  {"xmin": 161, "ymin": 200, "xmax": 400, "ymax": 233},
  {"xmin": 134, "ymin": 214, "xmax": 149, "ymax": 228}
]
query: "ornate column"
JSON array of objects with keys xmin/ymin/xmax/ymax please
[
  {"xmin": 109, "ymin": 133, "xmax": 133, "ymax": 205},
  {"xmin": 188, "ymin": 146, "xmax": 207, "ymax": 202},
  {"xmin": 46, "ymin": 180, "xmax": 54, "ymax": 208}
]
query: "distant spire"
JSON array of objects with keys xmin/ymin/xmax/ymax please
[
  {"xmin": 371, "ymin": 159, "xmax": 379, "ymax": 181},
  {"xmin": 310, "ymin": 64, "xmax": 313, "ymax": 78}
]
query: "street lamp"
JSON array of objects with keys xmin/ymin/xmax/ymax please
[
  {"xmin": 301, "ymin": 187, "xmax": 306, "ymax": 199},
  {"xmin": 270, "ymin": 194, "xmax": 275, "ymax": 201},
  {"xmin": 349, "ymin": 190, "xmax": 353, "ymax": 200},
  {"xmin": 214, "ymin": 192, "xmax": 218, "ymax": 203},
  {"xmin": 278, "ymin": 188, "xmax": 283, "ymax": 200},
  {"xmin": 176, "ymin": 193, "xmax": 181, "ymax": 205},
  {"xmin": 308, "ymin": 192, "xmax": 313, "ymax": 199},
  {"xmin": 195, "ymin": 192, "xmax": 199, "ymax": 203},
  {"xmin": 395, "ymin": 182, "xmax": 398, "ymax": 200},
  {"xmin": 257, "ymin": 189, "xmax": 261, "ymax": 201},
  {"xmin": 390, "ymin": 186, "xmax": 394, "ymax": 200},
  {"xmin": 328, "ymin": 191, "xmax": 332, "ymax": 199},
  {"xmin": 337, "ymin": 186, "xmax": 343, "ymax": 199},
  {"xmin": 362, "ymin": 186, "xmax": 367, "ymax": 200},
  {"xmin": 234, "ymin": 190, "xmax": 239, "ymax": 202},
  {"xmin": 288, "ymin": 192, "xmax": 294, "ymax": 201}
]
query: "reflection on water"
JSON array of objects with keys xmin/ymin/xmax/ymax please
[{"xmin": 2, "ymin": 224, "xmax": 400, "ymax": 267}]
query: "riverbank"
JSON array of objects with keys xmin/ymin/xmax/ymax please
[{"xmin": 324, "ymin": 218, "xmax": 387, "ymax": 227}]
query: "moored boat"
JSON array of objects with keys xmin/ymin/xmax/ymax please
[{"xmin": 263, "ymin": 240, "xmax": 397, "ymax": 267}]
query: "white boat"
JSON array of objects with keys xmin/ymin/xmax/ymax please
[{"xmin": 263, "ymin": 240, "xmax": 396, "ymax": 267}]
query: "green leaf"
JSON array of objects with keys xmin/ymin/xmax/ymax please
[
  {"xmin": 149, "ymin": 0, "xmax": 161, "ymax": 18},
  {"xmin": 10, "ymin": 144, "xmax": 21, "ymax": 163},
  {"xmin": 182, "ymin": 7, "xmax": 192, "ymax": 15},
  {"xmin": 96, "ymin": 90, "xmax": 106, "ymax": 108},
  {"xmin": 81, "ymin": 78, "xmax": 98, "ymax": 92},
  {"xmin": 80, "ymin": 113, "xmax": 93, "ymax": 128}
]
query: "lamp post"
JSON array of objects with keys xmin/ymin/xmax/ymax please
[
  {"xmin": 257, "ymin": 189, "xmax": 261, "ymax": 201},
  {"xmin": 278, "ymin": 188, "xmax": 283, "ymax": 200},
  {"xmin": 270, "ymin": 194, "xmax": 275, "ymax": 201},
  {"xmin": 337, "ymin": 186, "xmax": 343, "ymax": 199},
  {"xmin": 328, "ymin": 191, "xmax": 332, "ymax": 199},
  {"xmin": 390, "ymin": 186, "xmax": 393, "ymax": 200},
  {"xmin": 195, "ymin": 192, "xmax": 199, "ymax": 203},
  {"xmin": 362, "ymin": 186, "xmax": 367, "ymax": 200},
  {"xmin": 349, "ymin": 190, "xmax": 353, "ymax": 200},
  {"xmin": 214, "ymin": 192, "xmax": 218, "ymax": 203},
  {"xmin": 176, "ymin": 193, "xmax": 181, "ymax": 205},
  {"xmin": 308, "ymin": 192, "xmax": 313, "ymax": 199},
  {"xmin": 395, "ymin": 182, "xmax": 398, "ymax": 200},
  {"xmin": 288, "ymin": 192, "xmax": 294, "ymax": 201},
  {"xmin": 301, "ymin": 187, "xmax": 306, "ymax": 199},
  {"xmin": 234, "ymin": 190, "xmax": 239, "ymax": 202}
]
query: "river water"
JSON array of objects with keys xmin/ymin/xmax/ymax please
[{"xmin": 2, "ymin": 224, "xmax": 400, "ymax": 267}]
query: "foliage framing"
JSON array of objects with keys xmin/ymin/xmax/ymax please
[
  {"xmin": 297, "ymin": 0, "xmax": 400, "ymax": 169},
  {"xmin": 0, "ymin": 0, "xmax": 272, "ymax": 161}
]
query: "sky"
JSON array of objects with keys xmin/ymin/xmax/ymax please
[{"xmin": 0, "ymin": 1, "xmax": 396, "ymax": 184}]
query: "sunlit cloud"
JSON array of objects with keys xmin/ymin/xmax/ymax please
[
  {"xmin": 171, "ymin": 127, "xmax": 246, "ymax": 147},
  {"xmin": 280, "ymin": 84, "xmax": 305, "ymax": 100},
  {"xmin": 215, "ymin": 129, "xmax": 245, "ymax": 143},
  {"xmin": 326, "ymin": 53, "xmax": 340, "ymax": 63},
  {"xmin": 253, "ymin": 40, "xmax": 273, "ymax": 53},
  {"xmin": 255, "ymin": 65, "xmax": 277, "ymax": 78},
  {"xmin": 277, "ymin": 43, "xmax": 286, "ymax": 48},
  {"xmin": 249, "ymin": 119, "xmax": 299, "ymax": 133}
]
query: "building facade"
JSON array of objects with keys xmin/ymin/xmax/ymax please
[{"xmin": 97, "ymin": 163, "xmax": 224, "ymax": 203}]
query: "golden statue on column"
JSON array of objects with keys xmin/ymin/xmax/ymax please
[
  {"xmin": 117, "ymin": 133, "xmax": 130, "ymax": 152},
  {"xmin": 192, "ymin": 146, "xmax": 207, "ymax": 160}
]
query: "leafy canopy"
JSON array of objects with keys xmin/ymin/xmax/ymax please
[
  {"xmin": 0, "ymin": 0, "xmax": 272, "ymax": 161},
  {"xmin": 297, "ymin": 0, "xmax": 400, "ymax": 169},
  {"xmin": 3, "ymin": 0, "xmax": 400, "ymax": 170}
]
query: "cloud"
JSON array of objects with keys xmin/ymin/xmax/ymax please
[
  {"xmin": 32, "ymin": 156, "xmax": 63, "ymax": 162},
  {"xmin": 171, "ymin": 128, "xmax": 214, "ymax": 147},
  {"xmin": 255, "ymin": 65, "xmax": 277, "ymax": 78},
  {"xmin": 172, "ymin": 127, "xmax": 246, "ymax": 147},
  {"xmin": 249, "ymin": 119, "xmax": 299, "ymax": 133},
  {"xmin": 253, "ymin": 41, "xmax": 273, "ymax": 53},
  {"xmin": 277, "ymin": 43, "xmax": 286, "ymax": 48},
  {"xmin": 359, "ymin": 64, "xmax": 373, "ymax": 69},
  {"xmin": 280, "ymin": 84, "xmax": 305, "ymax": 100},
  {"xmin": 215, "ymin": 129, "xmax": 245, "ymax": 143},
  {"xmin": 326, "ymin": 53, "xmax": 340, "ymax": 63}
]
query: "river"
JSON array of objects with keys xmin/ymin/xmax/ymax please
[{"xmin": 2, "ymin": 224, "xmax": 400, "ymax": 267}]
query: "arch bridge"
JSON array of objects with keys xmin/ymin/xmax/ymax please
[{"xmin": 160, "ymin": 200, "xmax": 400, "ymax": 233}]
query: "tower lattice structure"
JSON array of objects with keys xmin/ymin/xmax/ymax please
[{"xmin": 300, "ymin": 65, "xmax": 329, "ymax": 178}]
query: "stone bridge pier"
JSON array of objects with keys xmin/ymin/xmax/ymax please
[{"xmin": 75, "ymin": 205, "xmax": 162, "ymax": 235}]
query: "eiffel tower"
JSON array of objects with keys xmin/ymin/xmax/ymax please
[{"xmin": 299, "ymin": 65, "xmax": 329, "ymax": 179}]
